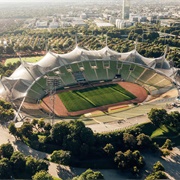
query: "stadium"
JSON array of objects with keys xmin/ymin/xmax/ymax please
[{"xmin": 0, "ymin": 45, "xmax": 179, "ymax": 119}]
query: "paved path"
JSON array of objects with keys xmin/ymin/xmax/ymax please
[{"xmin": 87, "ymin": 114, "xmax": 151, "ymax": 133}]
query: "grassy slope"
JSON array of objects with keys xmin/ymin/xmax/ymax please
[
  {"xmin": 139, "ymin": 122, "xmax": 180, "ymax": 146},
  {"xmin": 58, "ymin": 84, "xmax": 136, "ymax": 112}
]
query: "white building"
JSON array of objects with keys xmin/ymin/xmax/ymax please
[
  {"xmin": 116, "ymin": 19, "xmax": 133, "ymax": 29},
  {"xmin": 36, "ymin": 20, "xmax": 48, "ymax": 28},
  {"xmin": 94, "ymin": 19, "xmax": 114, "ymax": 28},
  {"xmin": 122, "ymin": 0, "xmax": 130, "ymax": 20},
  {"xmin": 49, "ymin": 22, "xmax": 59, "ymax": 29}
]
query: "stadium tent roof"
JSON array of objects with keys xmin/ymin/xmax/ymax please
[{"xmin": 0, "ymin": 46, "xmax": 177, "ymax": 103}]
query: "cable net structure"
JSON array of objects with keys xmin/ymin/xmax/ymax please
[{"xmin": 0, "ymin": 45, "xmax": 178, "ymax": 114}]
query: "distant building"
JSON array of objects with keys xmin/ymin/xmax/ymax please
[
  {"xmin": 49, "ymin": 21, "xmax": 59, "ymax": 28},
  {"xmin": 129, "ymin": 14, "xmax": 139, "ymax": 22},
  {"xmin": 94, "ymin": 19, "xmax": 114, "ymax": 28},
  {"xmin": 147, "ymin": 16, "xmax": 160, "ymax": 24},
  {"xmin": 138, "ymin": 16, "xmax": 147, "ymax": 23},
  {"xmin": 160, "ymin": 19, "xmax": 180, "ymax": 27},
  {"xmin": 71, "ymin": 21, "xmax": 87, "ymax": 27},
  {"xmin": 80, "ymin": 13, "xmax": 87, "ymax": 19},
  {"xmin": 60, "ymin": 21, "xmax": 71, "ymax": 27},
  {"xmin": 116, "ymin": 19, "xmax": 133, "ymax": 29},
  {"xmin": 36, "ymin": 20, "xmax": 48, "ymax": 28},
  {"xmin": 109, "ymin": 16, "xmax": 116, "ymax": 24},
  {"xmin": 85, "ymin": 12, "xmax": 100, "ymax": 18},
  {"xmin": 103, "ymin": 13, "xmax": 111, "ymax": 20},
  {"xmin": 122, "ymin": 0, "xmax": 130, "ymax": 20}
]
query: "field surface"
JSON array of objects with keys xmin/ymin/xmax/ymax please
[
  {"xmin": 5, "ymin": 56, "xmax": 43, "ymax": 66},
  {"xmin": 41, "ymin": 81, "xmax": 148, "ymax": 116},
  {"xmin": 58, "ymin": 84, "xmax": 136, "ymax": 112}
]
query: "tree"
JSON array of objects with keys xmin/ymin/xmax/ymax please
[
  {"xmin": 32, "ymin": 170, "xmax": 53, "ymax": 180},
  {"xmin": 145, "ymin": 160, "xmax": 166, "ymax": 180},
  {"xmin": 36, "ymin": 159, "xmax": 48, "ymax": 172},
  {"xmin": 0, "ymin": 158, "xmax": 11, "ymax": 179},
  {"xmin": 114, "ymin": 150, "xmax": 145, "ymax": 173},
  {"xmin": 4, "ymin": 69, "xmax": 13, "ymax": 77},
  {"xmin": 73, "ymin": 169, "xmax": 104, "ymax": 180},
  {"xmin": 136, "ymin": 133, "xmax": 152, "ymax": 149},
  {"xmin": 5, "ymin": 46, "xmax": 14, "ymax": 54},
  {"xmin": 0, "ymin": 101, "xmax": 15, "ymax": 122},
  {"xmin": 38, "ymin": 119, "xmax": 45, "ymax": 130},
  {"xmin": 148, "ymin": 108, "xmax": 169, "ymax": 126},
  {"xmin": 0, "ymin": 143, "xmax": 14, "ymax": 159},
  {"xmin": 50, "ymin": 150, "xmax": 71, "ymax": 165},
  {"xmin": 26, "ymin": 156, "xmax": 38, "ymax": 176},
  {"xmin": 114, "ymin": 151, "xmax": 126, "ymax": 169},
  {"xmin": 19, "ymin": 122, "xmax": 33, "ymax": 139},
  {"xmin": 44, "ymin": 122, "xmax": 52, "ymax": 135},
  {"xmin": 80, "ymin": 143, "xmax": 89, "ymax": 159},
  {"xmin": 153, "ymin": 161, "xmax": 165, "ymax": 172},
  {"xmin": 31, "ymin": 119, "xmax": 39, "ymax": 130},
  {"xmin": 123, "ymin": 133, "xmax": 137, "ymax": 149},
  {"xmin": 51, "ymin": 122, "xmax": 69, "ymax": 144},
  {"xmin": 10, "ymin": 151, "xmax": 26, "ymax": 174},
  {"xmin": 161, "ymin": 139, "xmax": 173, "ymax": 150},
  {"xmin": 145, "ymin": 171, "xmax": 167, "ymax": 180},
  {"xmin": 103, "ymin": 143, "xmax": 115, "ymax": 156},
  {"xmin": 26, "ymin": 156, "xmax": 48, "ymax": 176},
  {"xmin": 169, "ymin": 111, "xmax": 180, "ymax": 130},
  {"xmin": 8, "ymin": 122, "xmax": 17, "ymax": 138},
  {"xmin": 80, "ymin": 127, "xmax": 94, "ymax": 146}
]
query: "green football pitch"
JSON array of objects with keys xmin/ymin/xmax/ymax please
[{"xmin": 58, "ymin": 84, "xmax": 136, "ymax": 112}]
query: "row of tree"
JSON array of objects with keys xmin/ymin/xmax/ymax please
[
  {"xmin": 0, "ymin": 25, "xmax": 179, "ymax": 62},
  {"xmin": 8, "ymin": 118, "xmax": 167, "ymax": 175}
]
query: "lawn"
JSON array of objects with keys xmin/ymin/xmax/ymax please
[
  {"xmin": 5, "ymin": 56, "xmax": 43, "ymax": 66},
  {"xmin": 139, "ymin": 122, "xmax": 180, "ymax": 146},
  {"xmin": 58, "ymin": 84, "xmax": 136, "ymax": 112},
  {"xmin": 151, "ymin": 125, "xmax": 169, "ymax": 138}
]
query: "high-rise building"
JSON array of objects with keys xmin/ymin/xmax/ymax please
[{"xmin": 122, "ymin": 0, "xmax": 130, "ymax": 20}]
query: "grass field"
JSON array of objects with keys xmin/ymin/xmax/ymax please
[
  {"xmin": 58, "ymin": 84, "xmax": 136, "ymax": 112},
  {"xmin": 139, "ymin": 122, "xmax": 180, "ymax": 146},
  {"xmin": 5, "ymin": 56, "xmax": 43, "ymax": 66}
]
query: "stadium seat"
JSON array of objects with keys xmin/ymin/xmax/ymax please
[
  {"xmin": 82, "ymin": 61, "xmax": 97, "ymax": 81},
  {"xmin": 59, "ymin": 66, "xmax": 76, "ymax": 85},
  {"xmin": 95, "ymin": 61, "xmax": 108, "ymax": 80}
]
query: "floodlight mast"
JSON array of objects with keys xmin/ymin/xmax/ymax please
[{"xmin": 45, "ymin": 75, "xmax": 61, "ymax": 125}]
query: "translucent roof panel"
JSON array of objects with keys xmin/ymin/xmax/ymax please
[
  {"xmin": 10, "ymin": 65, "xmax": 35, "ymax": 82},
  {"xmin": 154, "ymin": 56, "xmax": 170, "ymax": 69},
  {"xmin": 0, "ymin": 46, "xmax": 176, "ymax": 103},
  {"xmin": 35, "ymin": 52, "xmax": 59, "ymax": 68}
]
